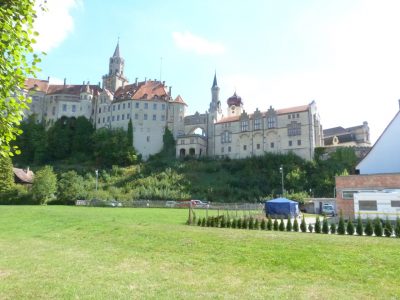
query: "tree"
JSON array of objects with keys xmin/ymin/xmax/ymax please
[
  {"xmin": 293, "ymin": 218, "xmax": 299, "ymax": 232},
  {"xmin": 260, "ymin": 218, "xmax": 266, "ymax": 230},
  {"xmin": 395, "ymin": 217, "xmax": 400, "ymax": 238},
  {"xmin": 273, "ymin": 219, "xmax": 279, "ymax": 231},
  {"xmin": 0, "ymin": 155, "xmax": 14, "ymax": 192},
  {"xmin": 0, "ymin": 0, "xmax": 42, "ymax": 157},
  {"xmin": 279, "ymin": 218, "xmax": 285, "ymax": 231},
  {"xmin": 384, "ymin": 217, "xmax": 393, "ymax": 237},
  {"xmin": 337, "ymin": 213, "xmax": 346, "ymax": 235},
  {"xmin": 47, "ymin": 117, "xmax": 74, "ymax": 160},
  {"xmin": 286, "ymin": 218, "xmax": 292, "ymax": 232},
  {"xmin": 373, "ymin": 218, "xmax": 383, "ymax": 237},
  {"xmin": 127, "ymin": 118, "xmax": 133, "ymax": 146},
  {"xmin": 364, "ymin": 218, "xmax": 373, "ymax": 236},
  {"xmin": 356, "ymin": 215, "xmax": 364, "ymax": 236},
  {"xmin": 315, "ymin": 216, "xmax": 321, "ymax": 233},
  {"xmin": 32, "ymin": 165, "xmax": 57, "ymax": 204},
  {"xmin": 330, "ymin": 222, "xmax": 336, "ymax": 234},
  {"xmin": 71, "ymin": 116, "xmax": 94, "ymax": 155},
  {"xmin": 308, "ymin": 223, "xmax": 314, "ymax": 233},
  {"xmin": 346, "ymin": 219, "xmax": 355, "ymax": 235},
  {"xmin": 300, "ymin": 216, "xmax": 307, "ymax": 232},
  {"xmin": 57, "ymin": 171, "xmax": 85, "ymax": 204},
  {"xmin": 267, "ymin": 216, "xmax": 272, "ymax": 230},
  {"xmin": 322, "ymin": 217, "xmax": 329, "ymax": 234},
  {"xmin": 162, "ymin": 127, "xmax": 175, "ymax": 156}
]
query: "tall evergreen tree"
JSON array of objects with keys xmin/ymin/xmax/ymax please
[
  {"xmin": 346, "ymin": 219, "xmax": 355, "ymax": 235},
  {"xmin": 315, "ymin": 216, "xmax": 321, "ymax": 233},
  {"xmin": 384, "ymin": 217, "xmax": 393, "ymax": 237},
  {"xmin": 286, "ymin": 218, "xmax": 292, "ymax": 232},
  {"xmin": 293, "ymin": 218, "xmax": 299, "ymax": 232},
  {"xmin": 337, "ymin": 212, "xmax": 346, "ymax": 235},
  {"xmin": 300, "ymin": 216, "xmax": 307, "ymax": 232},
  {"xmin": 273, "ymin": 218, "xmax": 279, "ymax": 231},
  {"xmin": 374, "ymin": 218, "xmax": 383, "ymax": 237},
  {"xmin": 330, "ymin": 222, "xmax": 337, "ymax": 234},
  {"xmin": 0, "ymin": 155, "xmax": 14, "ymax": 192},
  {"xmin": 260, "ymin": 218, "xmax": 266, "ymax": 230},
  {"xmin": 356, "ymin": 214, "xmax": 364, "ymax": 236},
  {"xmin": 279, "ymin": 218, "xmax": 285, "ymax": 231},
  {"xmin": 267, "ymin": 216, "xmax": 273, "ymax": 230},
  {"xmin": 395, "ymin": 217, "xmax": 400, "ymax": 238},
  {"xmin": 322, "ymin": 217, "xmax": 329, "ymax": 234},
  {"xmin": 364, "ymin": 218, "xmax": 373, "ymax": 236},
  {"xmin": 127, "ymin": 118, "xmax": 133, "ymax": 146}
]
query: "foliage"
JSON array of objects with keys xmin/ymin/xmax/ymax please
[
  {"xmin": 260, "ymin": 218, "xmax": 266, "ymax": 230},
  {"xmin": 248, "ymin": 217, "xmax": 254, "ymax": 229},
  {"xmin": 57, "ymin": 171, "xmax": 85, "ymax": 204},
  {"xmin": 364, "ymin": 218, "xmax": 373, "ymax": 236},
  {"xmin": 315, "ymin": 216, "xmax": 321, "ymax": 233},
  {"xmin": 286, "ymin": 218, "xmax": 292, "ymax": 232},
  {"xmin": 0, "ymin": 155, "xmax": 14, "ymax": 192},
  {"xmin": 356, "ymin": 215, "xmax": 364, "ymax": 236},
  {"xmin": 127, "ymin": 118, "xmax": 133, "ymax": 147},
  {"xmin": 32, "ymin": 165, "xmax": 57, "ymax": 204},
  {"xmin": 373, "ymin": 218, "xmax": 383, "ymax": 237},
  {"xmin": 395, "ymin": 217, "xmax": 400, "ymax": 238},
  {"xmin": 384, "ymin": 218, "xmax": 393, "ymax": 237},
  {"xmin": 322, "ymin": 217, "xmax": 329, "ymax": 234},
  {"xmin": 267, "ymin": 216, "xmax": 272, "ymax": 230},
  {"xmin": 231, "ymin": 218, "xmax": 237, "ymax": 229},
  {"xmin": 0, "ymin": 184, "xmax": 34, "ymax": 205},
  {"xmin": 293, "ymin": 218, "xmax": 299, "ymax": 232},
  {"xmin": 308, "ymin": 223, "xmax": 313, "ymax": 233},
  {"xmin": 330, "ymin": 222, "xmax": 336, "ymax": 234},
  {"xmin": 0, "ymin": 0, "xmax": 42, "ymax": 157},
  {"xmin": 346, "ymin": 219, "xmax": 355, "ymax": 235},
  {"xmin": 254, "ymin": 218, "xmax": 260, "ymax": 230},
  {"xmin": 337, "ymin": 213, "xmax": 346, "ymax": 235},
  {"xmin": 300, "ymin": 216, "xmax": 307, "ymax": 232},
  {"xmin": 273, "ymin": 219, "xmax": 279, "ymax": 231},
  {"xmin": 242, "ymin": 217, "xmax": 248, "ymax": 229},
  {"xmin": 236, "ymin": 218, "xmax": 242, "ymax": 229},
  {"xmin": 279, "ymin": 218, "xmax": 285, "ymax": 231}
]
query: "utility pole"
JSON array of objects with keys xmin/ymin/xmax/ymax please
[{"xmin": 279, "ymin": 165, "xmax": 284, "ymax": 196}]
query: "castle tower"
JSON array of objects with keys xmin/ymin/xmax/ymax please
[
  {"xmin": 227, "ymin": 92, "xmax": 243, "ymax": 117},
  {"xmin": 102, "ymin": 41, "xmax": 128, "ymax": 93},
  {"xmin": 207, "ymin": 72, "xmax": 222, "ymax": 156},
  {"xmin": 209, "ymin": 72, "xmax": 220, "ymax": 113}
]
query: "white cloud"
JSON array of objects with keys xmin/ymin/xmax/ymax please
[
  {"xmin": 33, "ymin": 0, "xmax": 82, "ymax": 52},
  {"xmin": 172, "ymin": 31, "xmax": 225, "ymax": 55}
]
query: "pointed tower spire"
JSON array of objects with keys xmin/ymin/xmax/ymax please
[
  {"xmin": 113, "ymin": 38, "xmax": 120, "ymax": 57},
  {"xmin": 212, "ymin": 71, "xmax": 218, "ymax": 88}
]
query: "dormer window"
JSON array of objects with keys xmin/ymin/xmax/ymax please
[
  {"xmin": 254, "ymin": 118, "xmax": 261, "ymax": 130},
  {"xmin": 241, "ymin": 120, "xmax": 248, "ymax": 132},
  {"xmin": 267, "ymin": 116, "xmax": 277, "ymax": 129}
]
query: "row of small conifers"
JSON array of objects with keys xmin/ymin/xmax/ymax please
[{"xmin": 187, "ymin": 214, "xmax": 400, "ymax": 237}]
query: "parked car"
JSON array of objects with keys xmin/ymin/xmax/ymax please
[
  {"xmin": 321, "ymin": 204, "xmax": 335, "ymax": 216},
  {"xmin": 165, "ymin": 201, "xmax": 177, "ymax": 208},
  {"xmin": 191, "ymin": 200, "xmax": 209, "ymax": 208}
]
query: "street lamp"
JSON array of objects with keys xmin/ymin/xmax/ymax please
[
  {"xmin": 95, "ymin": 169, "xmax": 98, "ymax": 192},
  {"xmin": 279, "ymin": 165, "xmax": 284, "ymax": 196}
]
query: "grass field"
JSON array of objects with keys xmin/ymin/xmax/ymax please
[{"xmin": 0, "ymin": 206, "xmax": 399, "ymax": 299}]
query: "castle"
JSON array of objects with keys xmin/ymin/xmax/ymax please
[{"xmin": 24, "ymin": 42, "xmax": 325, "ymax": 160}]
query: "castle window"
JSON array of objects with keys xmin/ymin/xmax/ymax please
[
  {"xmin": 289, "ymin": 141, "xmax": 292, "ymax": 146},
  {"xmin": 221, "ymin": 147, "xmax": 224, "ymax": 153},
  {"xmin": 127, "ymin": 113, "xmax": 130, "ymax": 119},
  {"xmin": 99, "ymin": 108, "xmax": 101, "ymax": 113},
  {"xmin": 153, "ymin": 114, "xmax": 156, "ymax": 121},
  {"xmin": 162, "ymin": 104, "xmax": 166, "ymax": 110},
  {"xmin": 144, "ymin": 103, "xmax": 148, "ymax": 109},
  {"xmin": 72, "ymin": 105, "xmax": 76, "ymax": 112},
  {"xmin": 190, "ymin": 138, "xmax": 194, "ymax": 144},
  {"xmin": 123, "ymin": 103, "xmax": 125, "ymax": 109},
  {"xmin": 288, "ymin": 115, "xmax": 291, "ymax": 119},
  {"xmin": 112, "ymin": 116, "xmax": 115, "ymax": 121},
  {"xmin": 128, "ymin": 103, "xmax": 130, "ymax": 108},
  {"xmin": 122, "ymin": 114, "xmax": 125, "ymax": 120},
  {"xmin": 98, "ymin": 118, "xmax": 100, "ymax": 124},
  {"xmin": 103, "ymin": 117, "xmax": 105, "ymax": 123},
  {"xmin": 113, "ymin": 105, "xmax": 115, "ymax": 111},
  {"xmin": 257, "ymin": 144, "xmax": 260, "ymax": 150},
  {"xmin": 181, "ymin": 140, "xmax": 185, "ymax": 144},
  {"xmin": 297, "ymin": 113, "xmax": 300, "ymax": 118},
  {"xmin": 228, "ymin": 146, "xmax": 231, "ymax": 152},
  {"xmin": 147, "ymin": 136, "xmax": 150, "ymax": 142},
  {"xmin": 52, "ymin": 106, "xmax": 56, "ymax": 116},
  {"xmin": 62, "ymin": 104, "xmax": 67, "ymax": 112},
  {"xmin": 241, "ymin": 121, "xmax": 248, "ymax": 132},
  {"xmin": 267, "ymin": 116, "xmax": 276, "ymax": 129},
  {"xmin": 107, "ymin": 116, "xmax": 110, "ymax": 122},
  {"xmin": 117, "ymin": 115, "xmax": 120, "ymax": 121},
  {"xmin": 108, "ymin": 107, "xmax": 111, "ymax": 112},
  {"xmin": 135, "ymin": 102, "xmax": 139, "ymax": 108},
  {"xmin": 270, "ymin": 142, "xmax": 274, "ymax": 148},
  {"xmin": 144, "ymin": 114, "xmax": 148, "ymax": 120},
  {"xmin": 153, "ymin": 103, "xmax": 157, "ymax": 110},
  {"xmin": 118, "ymin": 104, "xmax": 120, "ymax": 110},
  {"xmin": 297, "ymin": 140, "xmax": 301, "ymax": 146},
  {"xmin": 288, "ymin": 121, "xmax": 301, "ymax": 136},
  {"xmin": 243, "ymin": 145, "xmax": 247, "ymax": 151},
  {"xmin": 135, "ymin": 113, "xmax": 138, "ymax": 120},
  {"xmin": 254, "ymin": 118, "xmax": 261, "ymax": 130},
  {"xmin": 221, "ymin": 131, "xmax": 231, "ymax": 143},
  {"xmin": 161, "ymin": 115, "xmax": 165, "ymax": 121}
]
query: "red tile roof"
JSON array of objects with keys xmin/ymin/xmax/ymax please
[
  {"xmin": 24, "ymin": 78, "xmax": 49, "ymax": 93},
  {"xmin": 173, "ymin": 95, "xmax": 187, "ymax": 106},
  {"xmin": 46, "ymin": 84, "xmax": 102, "ymax": 96},
  {"xmin": 114, "ymin": 80, "xmax": 169, "ymax": 101}
]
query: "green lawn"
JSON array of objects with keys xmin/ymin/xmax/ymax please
[{"xmin": 0, "ymin": 206, "xmax": 399, "ymax": 299}]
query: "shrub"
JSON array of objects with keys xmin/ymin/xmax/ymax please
[
  {"xmin": 226, "ymin": 218, "xmax": 231, "ymax": 228},
  {"xmin": 384, "ymin": 217, "xmax": 393, "ymax": 237},
  {"xmin": 356, "ymin": 215, "xmax": 363, "ymax": 236},
  {"xmin": 308, "ymin": 223, "xmax": 314, "ymax": 233},
  {"xmin": 322, "ymin": 217, "xmax": 329, "ymax": 234},
  {"xmin": 293, "ymin": 218, "xmax": 299, "ymax": 232},
  {"xmin": 220, "ymin": 216, "xmax": 226, "ymax": 228},
  {"xmin": 254, "ymin": 219, "xmax": 260, "ymax": 230},
  {"xmin": 197, "ymin": 218, "xmax": 202, "ymax": 226},
  {"xmin": 242, "ymin": 218, "xmax": 248, "ymax": 229},
  {"xmin": 273, "ymin": 219, "xmax": 279, "ymax": 231},
  {"xmin": 32, "ymin": 165, "xmax": 57, "ymax": 205},
  {"xmin": 315, "ymin": 216, "xmax": 321, "ymax": 233},
  {"xmin": 330, "ymin": 222, "xmax": 337, "ymax": 234},
  {"xmin": 300, "ymin": 216, "xmax": 307, "ymax": 233},
  {"xmin": 231, "ymin": 218, "xmax": 237, "ymax": 229},
  {"xmin": 206, "ymin": 217, "xmax": 211, "ymax": 227},
  {"xmin": 237, "ymin": 218, "xmax": 242, "ymax": 229},
  {"xmin": 286, "ymin": 218, "xmax": 292, "ymax": 232},
  {"xmin": 374, "ymin": 218, "xmax": 383, "ymax": 237},
  {"xmin": 248, "ymin": 217, "xmax": 254, "ymax": 230},
  {"xmin": 267, "ymin": 216, "xmax": 273, "ymax": 230},
  {"xmin": 337, "ymin": 213, "xmax": 346, "ymax": 235},
  {"xmin": 364, "ymin": 218, "xmax": 373, "ymax": 236},
  {"xmin": 201, "ymin": 217, "xmax": 206, "ymax": 227},
  {"xmin": 260, "ymin": 218, "xmax": 266, "ymax": 230},
  {"xmin": 279, "ymin": 218, "xmax": 285, "ymax": 231},
  {"xmin": 395, "ymin": 217, "xmax": 400, "ymax": 238},
  {"xmin": 346, "ymin": 219, "xmax": 355, "ymax": 235}
]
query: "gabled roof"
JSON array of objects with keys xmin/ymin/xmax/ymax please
[
  {"xmin": 25, "ymin": 78, "xmax": 49, "ymax": 93},
  {"xmin": 47, "ymin": 84, "xmax": 102, "ymax": 96},
  {"xmin": 173, "ymin": 95, "xmax": 187, "ymax": 106},
  {"xmin": 114, "ymin": 80, "xmax": 170, "ymax": 102},
  {"xmin": 13, "ymin": 168, "xmax": 34, "ymax": 184},
  {"xmin": 323, "ymin": 126, "xmax": 347, "ymax": 137}
]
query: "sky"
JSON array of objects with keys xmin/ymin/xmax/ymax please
[{"xmin": 33, "ymin": 0, "xmax": 400, "ymax": 143}]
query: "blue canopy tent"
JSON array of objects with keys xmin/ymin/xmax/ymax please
[{"xmin": 265, "ymin": 198, "xmax": 299, "ymax": 218}]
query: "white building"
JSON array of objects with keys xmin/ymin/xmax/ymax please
[
  {"xmin": 354, "ymin": 191, "xmax": 400, "ymax": 220},
  {"xmin": 24, "ymin": 42, "xmax": 323, "ymax": 161}
]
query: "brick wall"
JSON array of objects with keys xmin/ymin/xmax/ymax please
[{"xmin": 335, "ymin": 173, "xmax": 400, "ymax": 218}]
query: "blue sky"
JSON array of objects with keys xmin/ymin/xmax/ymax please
[{"xmin": 34, "ymin": 0, "xmax": 400, "ymax": 143}]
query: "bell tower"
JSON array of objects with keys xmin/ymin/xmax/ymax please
[{"xmin": 102, "ymin": 41, "xmax": 128, "ymax": 92}]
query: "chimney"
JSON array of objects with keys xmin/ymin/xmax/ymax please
[
  {"xmin": 83, "ymin": 80, "xmax": 85, "ymax": 85},
  {"xmin": 162, "ymin": 81, "xmax": 165, "ymax": 86},
  {"xmin": 135, "ymin": 77, "xmax": 138, "ymax": 85},
  {"xmin": 47, "ymin": 76, "xmax": 50, "ymax": 82},
  {"xmin": 144, "ymin": 77, "xmax": 147, "ymax": 83},
  {"xmin": 63, "ymin": 78, "xmax": 66, "ymax": 86},
  {"xmin": 169, "ymin": 86, "xmax": 172, "ymax": 97},
  {"xmin": 98, "ymin": 81, "xmax": 101, "ymax": 87},
  {"xmin": 398, "ymin": 99, "xmax": 400, "ymax": 110}
]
